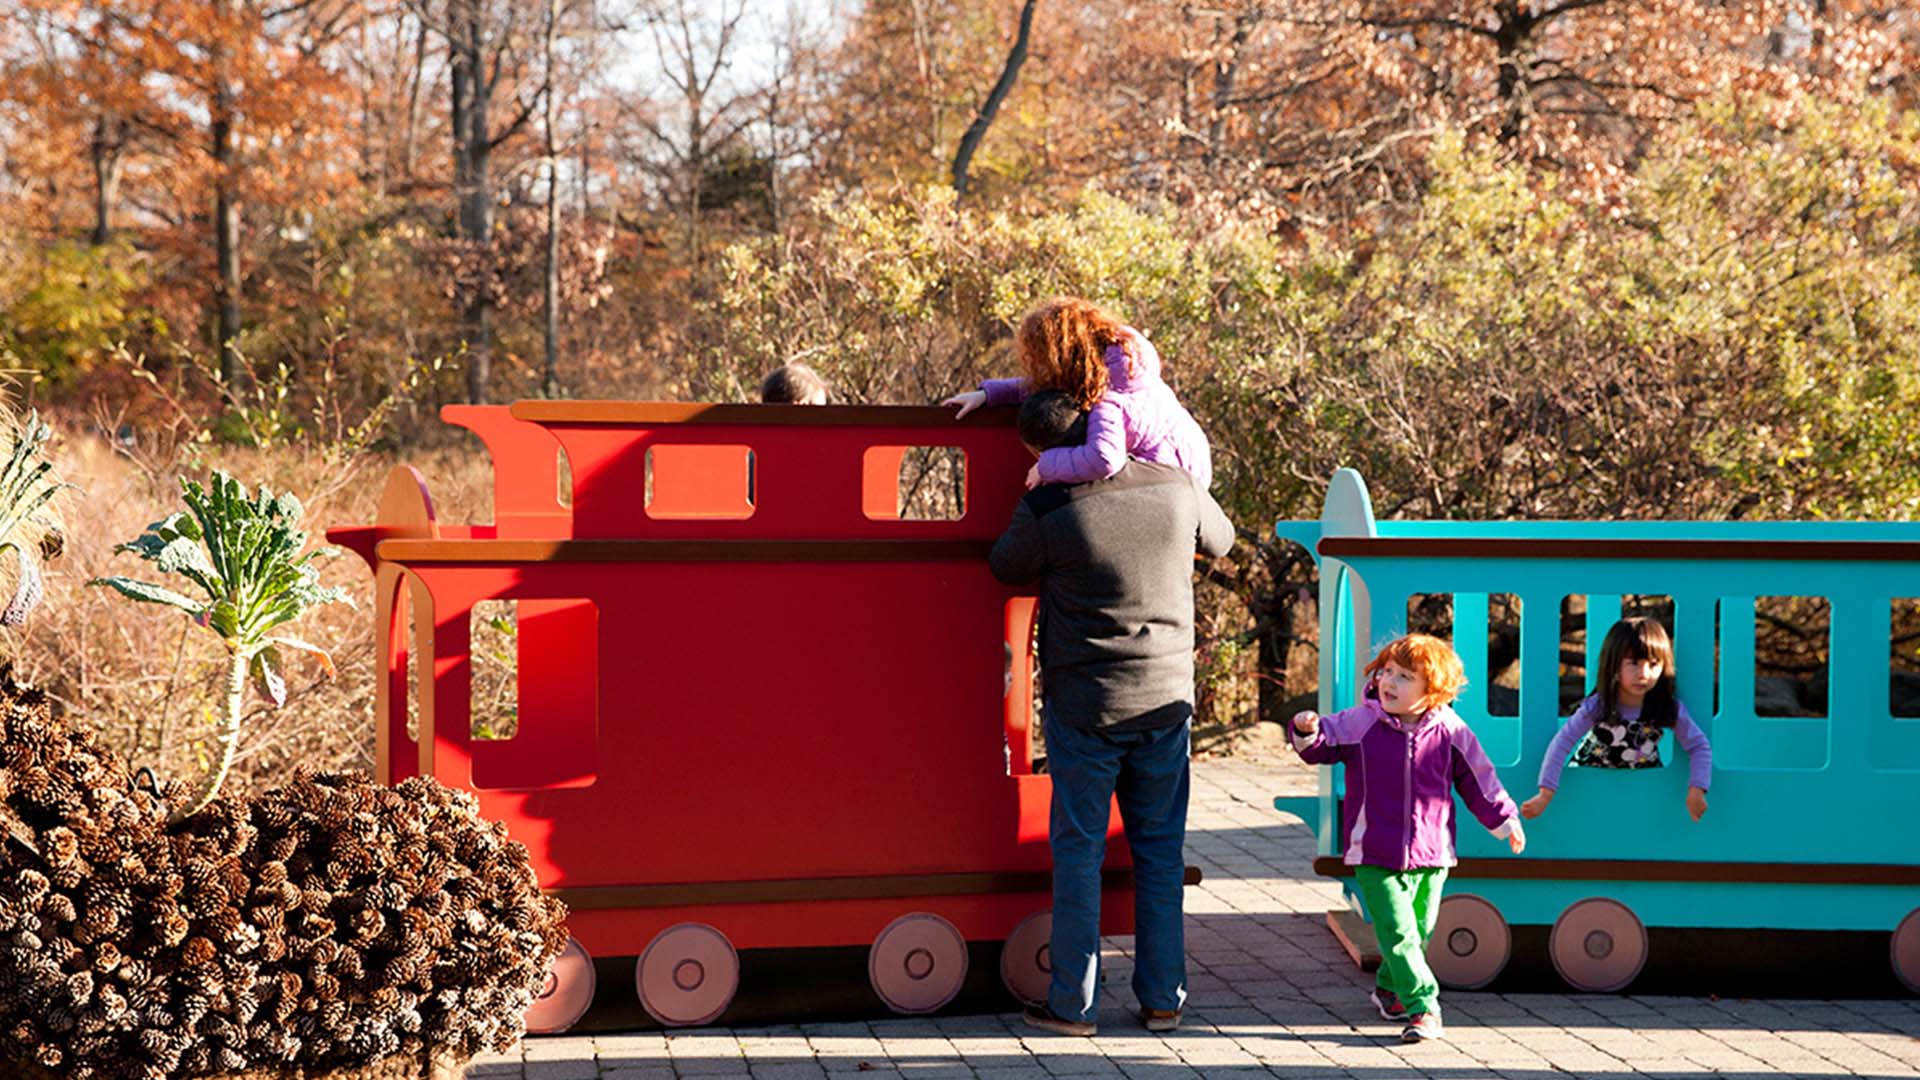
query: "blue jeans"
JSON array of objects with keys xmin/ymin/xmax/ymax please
[{"xmin": 1043, "ymin": 710, "xmax": 1191, "ymax": 1024}]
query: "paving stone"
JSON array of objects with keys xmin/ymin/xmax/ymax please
[{"xmin": 500, "ymin": 759, "xmax": 1914, "ymax": 1080}]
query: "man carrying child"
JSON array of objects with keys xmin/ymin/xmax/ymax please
[{"xmin": 989, "ymin": 390, "xmax": 1235, "ymax": 1037}]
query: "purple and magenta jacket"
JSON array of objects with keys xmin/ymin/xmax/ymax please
[
  {"xmin": 1291, "ymin": 699, "xmax": 1520, "ymax": 871},
  {"xmin": 981, "ymin": 329, "xmax": 1213, "ymax": 489}
]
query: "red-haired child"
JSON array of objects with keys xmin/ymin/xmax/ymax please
[
  {"xmin": 1289, "ymin": 633, "xmax": 1525, "ymax": 1043},
  {"xmin": 944, "ymin": 296, "xmax": 1212, "ymax": 490}
]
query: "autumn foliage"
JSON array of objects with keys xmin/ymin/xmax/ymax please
[{"xmin": 3, "ymin": 0, "xmax": 1919, "ymax": 746}]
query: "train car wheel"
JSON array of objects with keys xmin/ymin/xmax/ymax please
[
  {"xmin": 1425, "ymin": 894, "xmax": 1510, "ymax": 989},
  {"xmin": 999, "ymin": 909, "xmax": 1053, "ymax": 1006},
  {"xmin": 869, "ymin": 912, "xmax": 969, "ymax": 1015},
  {"xmin": 637, "ymin": 923, "xmax": 739, "ymax": 1027},
  {"xmin": 1550, "ymin": 898, "xmax": 1647, "ymax": 993},
  {"xmin": 1894, "ymin": 908, "xmax": 1920, "ymax": 994},
  {"xmin": 525, "ymin": 936, "xmax": 596, "ymax": 1034}
]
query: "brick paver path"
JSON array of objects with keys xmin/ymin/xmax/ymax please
[{"xmin": 469, "ymin": 757, "xmax": 1920, "ymax": 1079}]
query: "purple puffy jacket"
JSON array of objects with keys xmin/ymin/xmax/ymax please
[
  {"xmin": 980, "ymin": 328, "xmax": 1212, "ymax": 489},
  {"xmin": 1291, "ymin": 699, "xmax": 1519, "ymax": 871}
]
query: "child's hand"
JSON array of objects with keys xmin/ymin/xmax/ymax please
[
  {"xmin": 1025, "ymin": 462, "xmax": 1042, "ymax": 489},
  {"xmin": 1290, "ymin": 710, "xmax": 1319, "ymax": 736},
  {"xmin": 1506, "ymin": 818, "xmax": 1527, "ymax": 854},
  {"xmin": 1686, "ymin": 786, "xmax": 1708, "ymax": 821},
  {"xmin": 1520, "ymin": 789, "xmax": 1554, "ymax": 819},
  {"xmin": 942, "ymin": 390, "xmax": 987, "ymax": 418}
]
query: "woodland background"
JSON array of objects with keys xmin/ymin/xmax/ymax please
[{"xmin": 3, "ymin": 0, "xmax": 1919, "ymax": 789}]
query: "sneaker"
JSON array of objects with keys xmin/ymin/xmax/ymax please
[
  {"xmin": 1369, "ymin": 987, "xmax": 1406, "ymax": 1020},
  {"xmin": 1400, "ymin": 1011, "xmax": 1444, "ymax": 1043},
  {"xmin": 1138, "ymin": 1007, "xmax": 1181, "ymax": 1032},
  {"xmin": 1023, "ymin": 1005, "xmax": 1096, "ymax": 1037}
]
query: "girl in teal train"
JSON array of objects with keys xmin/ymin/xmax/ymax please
[{"xmin": 1521, "ymin": 616, "xmax": 1713, "ymax": 822}]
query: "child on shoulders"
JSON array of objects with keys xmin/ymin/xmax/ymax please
[{"xmin": 944, "ymin": 296, "xmax": 1212, "ymax": 490}]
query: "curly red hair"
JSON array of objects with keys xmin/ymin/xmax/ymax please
[
  {"xmin": 1015, "ymin": 296, "xmax": 1131, "ymax": 411},
  {"xmin": 1363, "ymin": 633, "xmax": 1468, "ymax": 708}
]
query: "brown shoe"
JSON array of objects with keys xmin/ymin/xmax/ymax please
[
  {"xmin": 1023, "ymin": 1005, "xmax": 1096, "ymax": 1037},
  {"xmin": 1139, "ymin": 1007, "xmax": 1181, "ymax": 1032}
]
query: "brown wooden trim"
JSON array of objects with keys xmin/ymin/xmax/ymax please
[
  {"xmin": 509, "ymin": 401, "xmax": 1015, "ymax": 427},
  {"xmin": 1316, "ymin": 537, "xmax": 1920, "ymax": 562},
  {"xmin": 549, "ymin": 866, "xmax": 1205, "ymax": 910},
  {"xmin": 1311, "ymin": 855, "xmax": 1920, "ymax": 885},
  {"xmin": 376, "ymin": 538, "xmax": 994, "ymax": 564}
]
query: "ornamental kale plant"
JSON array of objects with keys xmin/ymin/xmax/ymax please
[
  {"xmin": 0, "ymin": 409, "xmax": 68, "ymax": 627},
  {"xmin": 91, "ymin": 470, "xmax": 348, "ymax": 821}
]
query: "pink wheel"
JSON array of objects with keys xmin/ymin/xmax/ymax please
[
  {"xmin": 524, "ymin": 936, "xmax": 595, "ymax": 1034},
  {"xmin": 637, "ymin": 923, "xmax": 739, "ymax": 1027},
  {"xmin": 999, "ymin": 909, "xmax": 1052, "ymax": 1007},
  {"xmin": 869, "ymin": 913, "xmax": 968, "ymax": 1015},
  {"xmin": 1893, "ymin": 908, "xmax": 1920, "ymax": 994},
  {"xmin": 1550, "ymin": 898, "xmax": 1648, "ymax": 992},
  {"xmin": 1426, "ymin": 893, "xmax": 1510, "ymax": 990}
]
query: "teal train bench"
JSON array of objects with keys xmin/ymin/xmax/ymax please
[{"xmin": 1273, "ymin": 469, "xmax": 1920, "ymax": 994}]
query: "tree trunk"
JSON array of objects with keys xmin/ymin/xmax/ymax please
[
  {"xmin": 1494, "ymin": 1, "xmax": 1537, "ymax": 146},
  {"xmin": 1206, "ymin": 11, "xmax": 1259, "ymax": 166},
  {"xmin": 402, "ymin": 15, "xmax": 428, "ymax": 180},
  {"xmin": 212, "ymin": 88, "xmax": 242, "ymax": 388},
  {"xmin": 950, "ymin": 0, "xmax": 1037, "ymax": 197},
  {"xmin": 88, "ymin": 114, "xmax": 125, "ymax": 246},
  {"xmin": 541, "ymin": 0, "xmax": 561, "ymax": 398},
  {"xmin": 452, "ymin": 0, "xmax": 494, "ymax": 404}
]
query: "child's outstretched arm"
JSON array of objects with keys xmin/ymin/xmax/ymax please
[
  {"xmin": 1523, "ymin": 698, "xmax": 1601, "ymax": 818},
  {"xmin": 1288, "ymin": 707, "xmax": 1369, "ymax": 766},
  {"xmin": 1450, "ymin": 725, "xmax": 1526, "ymax": 853},
  {"xmin": 1034, "ymin": 398, "xmax": 1128, "ymax": 485},
  {"xmin": 943, "ymin": 378, "xmax": 1030, "ymax": 418},
  {"xmin": 1674, "ymin": 702, "xmax": 1712, "ymax": 820}
]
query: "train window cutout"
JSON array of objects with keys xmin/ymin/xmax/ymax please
[
  {"xmin": 1274, "ymin": 468, "xmax": 1920, "ymax": 996},
  {"xmin": 328, "ymin": 401, "xmax": 1196, "ymax": 1032},
  {"xmin": 861, "ymin": 445, "xmax": 969, "ymax": 521}
]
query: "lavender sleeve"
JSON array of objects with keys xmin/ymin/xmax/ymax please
[
  {"xmin": 1673, "ymin": 702, "xmax": 1713, "ymax": 790},
  {"xmin": 1035, "ymin": 398, "xmax": 1129, "ymax": 484},
  {"xmin": 1449, "ymin": 723, "xmax": 1519, "ymax": 832},
  {"xmin": 1537, "ymin": 697, "xmax": 1600, "ymax": 791},
  {"xmin": 1289, "ymin": 705, "xmax": 1369, "ymax": 766},
  {"xmin": 979, "ymin": 377, "xmax": 1030, "ymax": 408}
]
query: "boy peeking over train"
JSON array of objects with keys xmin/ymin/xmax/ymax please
[{"xmin": 1289, "ymin": 633, "xmax": 1525, "ymax": 1044}]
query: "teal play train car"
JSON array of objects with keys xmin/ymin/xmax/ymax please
[{"xmin": 1273, "ymin": 469, "xmax": 1920, "ymax": 994}]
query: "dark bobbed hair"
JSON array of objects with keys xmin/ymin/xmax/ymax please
[
  {"xmin": 1594, "ymin": 615, "xmax": 1679, "ymax": 727},
  {"xmin": 1016, "ymin": 390, "xmax": 1089, "ymax": 452},
  {"xmin": 759, "ymin": 362, "xmax": 829, "ymax": 404}
]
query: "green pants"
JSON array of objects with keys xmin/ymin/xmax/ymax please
[{"xmin": 1354, "ymin": 865, "xmax": 1448, "ymax": 1016}]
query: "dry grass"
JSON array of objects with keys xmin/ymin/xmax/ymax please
[{"xmin": 6, "ymin": 416, "xmax": 501, "ymax": 800}]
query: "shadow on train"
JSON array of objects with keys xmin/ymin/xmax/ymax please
[
  {"xmin": 1491, "ymin": 925, "xmax": 1907, "ymax": 1000},
  {"xmin": 565, "ymin": 919, "xmax": 1906, "ymax": 1033},
  {"xmin": 571, "ymin": 944, "xmax": 1023, "ymax": 1032}
]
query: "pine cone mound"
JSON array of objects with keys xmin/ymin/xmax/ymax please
[{"xmin": 0, "ymin": 667, "xmax": 568, "ymax": 1079}]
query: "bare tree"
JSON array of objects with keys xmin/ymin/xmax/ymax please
[
  {"xmin": 541, "ymin": 0, "xmax": 560, "ymax": 397},
  {"xmin": 622, "ymin": 0, "xmax": 754, "ymax": 271},
  {"xmin": 412, "ymin": 0, "xmax": 542, "ymax": 403},
  {"xmin": 950, "ymin": 0, "xmax": 1036, "ymax": 196}
]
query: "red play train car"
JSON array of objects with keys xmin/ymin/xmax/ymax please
[{"xmin": 330, "ymin": 402, "xmax": 1186, "ymax": 1031}]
